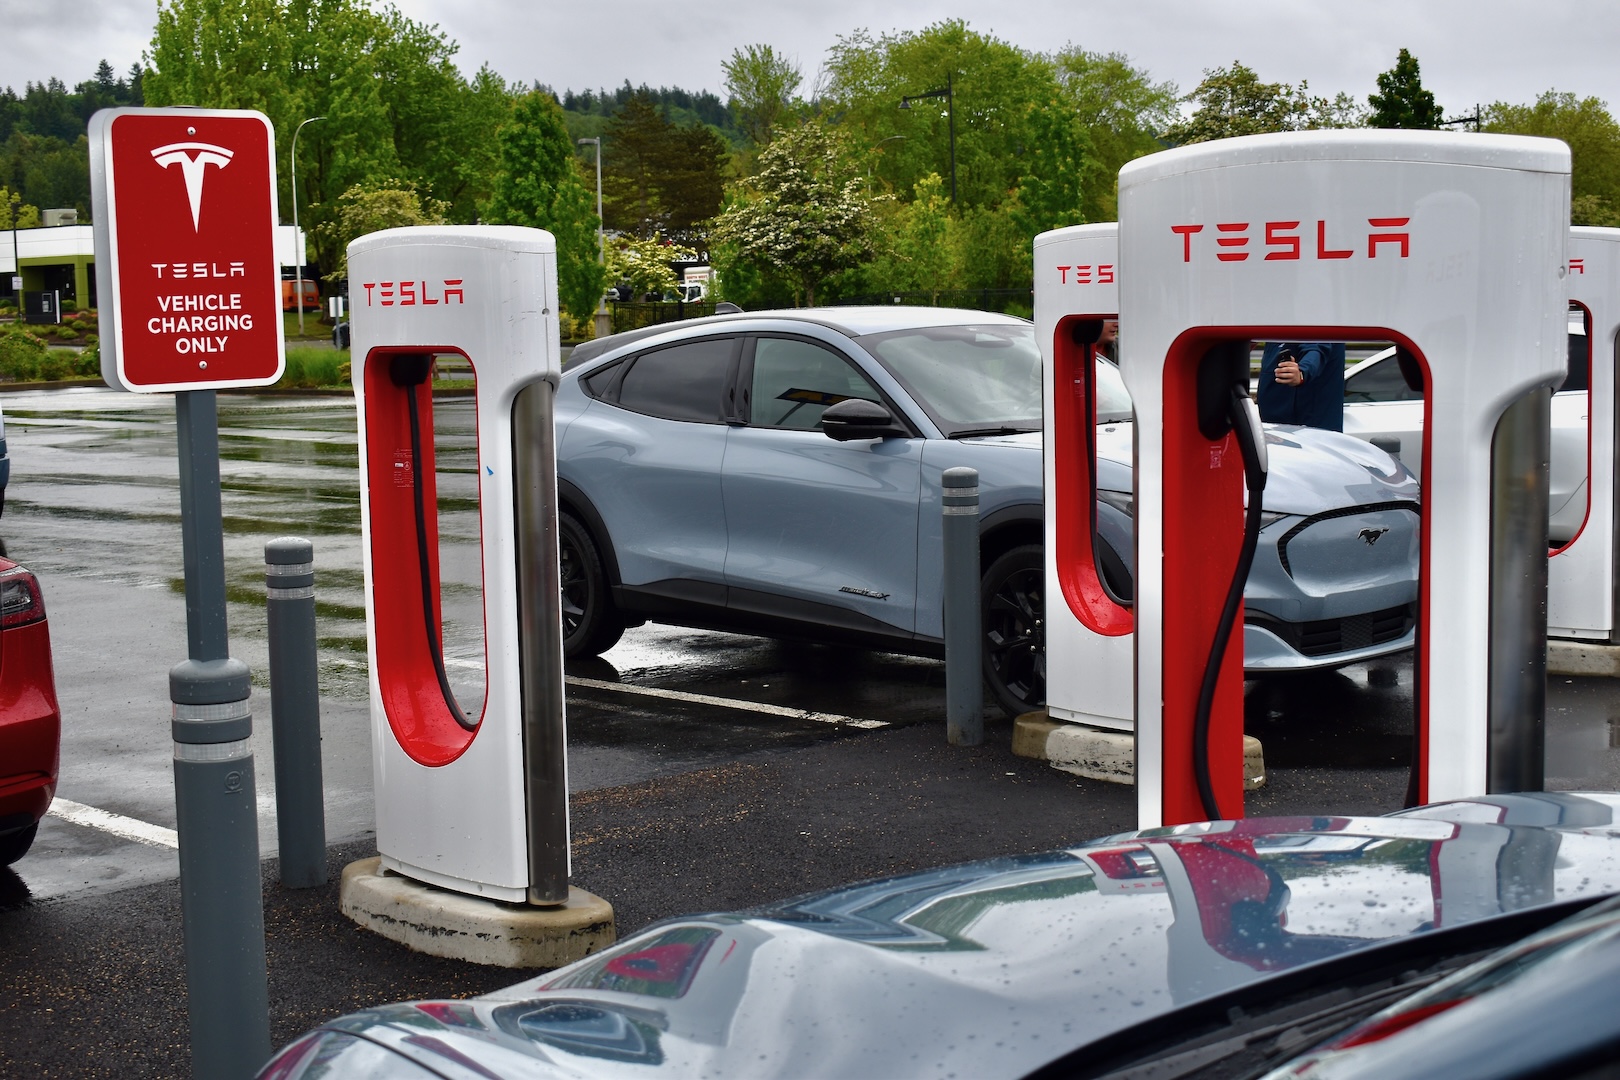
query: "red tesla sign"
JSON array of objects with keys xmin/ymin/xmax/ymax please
[{"xmin": 91, "ymin": 108, "xmax": 285, "ymax": 391}]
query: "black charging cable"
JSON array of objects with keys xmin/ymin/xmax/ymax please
[
  {"xmin": 1192, "ymin": 381, "xmax": 1269, "ymax": 820},
  {"xmin": 392, "ymin": 356, "xmax": 477, "ymax": 731}
]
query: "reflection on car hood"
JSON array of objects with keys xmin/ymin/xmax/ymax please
[
  {"xmin": 281, "ymin": 794, "xmax": 1620, "ymax": 1080},
  {"xmin": 1093, "ymin": 422, "xmax": 1418, "ymax": 516}
]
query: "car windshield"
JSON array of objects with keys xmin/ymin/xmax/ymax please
[{"xmin": 859, "ymin": 322, "xmax": 1133, "ymax": 436}]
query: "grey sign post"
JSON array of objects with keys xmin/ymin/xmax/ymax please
[
  {"xmin": 171, "ymin": 389, "xmax": 272, "ymax": 1077},
  {"xmin": 942, "ymin": 467, "xmax": 983, "ymax": 746},
  {"xmin": 266, "ymin": 536, "xmax": 327, "ymax": 887}
]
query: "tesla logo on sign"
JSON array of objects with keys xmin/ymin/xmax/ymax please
[
  {"xmin": 1171, "ymin": 218, "xmax": 1411, "ymax": 263},
  {"xmin": 1570, "ymin": 258, "xmax": 1586, "ymax": 274},
  {"xmin": 91, "ymin": 108, "xmax": 284, "ymax": 392},
  {"xmin": 150, "ymin": 142, "xmax": 233, "ymax": 230}
]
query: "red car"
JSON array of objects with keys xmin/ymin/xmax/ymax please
[{"xmin": 0, "ymin": 556, "xmax": 59, "ymax": 865}]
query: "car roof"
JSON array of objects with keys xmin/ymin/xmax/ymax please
[{"xmin": 565, "ymin": 306, "xmax": 1031, "ymax": 369}]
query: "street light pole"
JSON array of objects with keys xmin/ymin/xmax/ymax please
[
  {"xmin": 577, "ymin": 137, "xmax": 609, "ymax": 339},
  {"xmin": 899, "ymin": 74, "xmax": 956, "ymax": 203},
  {"xmin": 291, "ymin": 116, "xmax": 325, "ymax": 339}
]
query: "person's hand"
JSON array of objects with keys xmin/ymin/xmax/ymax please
[{"xmin": 1274, "ymin": 358, "xmax": 1304, "ymax": 386}]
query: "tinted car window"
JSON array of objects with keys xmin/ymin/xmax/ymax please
[
  {"xmin": 1562, "ymin": 330, "xmax": 1590, "ymax": 393},
  {"xmin": 615, "ymin": 338, "xmax": 733, "ymax": 422},
  {"xmin": 1344, "ymin": 355, "xmax": 1422, "ymax": 402},
  {"xmin": 580, "ymin": 359, "xmax": 621, "ymax": 398},
  {"xmin": 748, "ymin": 337, "xmax": 881, "ymax": 430}
]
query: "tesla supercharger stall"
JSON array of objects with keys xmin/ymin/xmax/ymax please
[
  {"xmin": 1118, "ymin": 131, "xmax": 1570, "ymax": 828},
  {"xmin": 1549, "ymin": 227, "xmax": 1620, "ymax": 643},
  {"xmin": 350, "ymin": 226, "xmax": 569, "ymax": 904},
  {"xmin": 1035, "ymin": 223, "xmax": 1133, "ymax": 731}
]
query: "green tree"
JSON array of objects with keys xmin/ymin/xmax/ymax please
[
  {"xmin": 1053, "ymin": 49, "xmax": 1178, "ymax": 220},
  {"xmin": 147, "ymin": 0, "xmax": 512, "ymax": 273},
  {"xmin": 823, "ymin": 20, "xmax": 1065, "ymax": 212},
  {"xmin": 712, "ymin": 120, "xmax": 884, "ymax": 306},
  {"xmin": 485, "ymin": 91, "xmax": 606, "ymax": 322},
  {"xmin": 884, "ymin": 173, "xmax": 953, "ymax": 298},
  {"xmin": 600, "ymin": 91, "xmax": 727, "ymax": 248},
  {"xmin": 602, "ymin": 92, "xmax": 672, "ymax": 237},
  {"xmin": 723, "ymin": 44, "xmax": 802, "ymax": 148},
  {"xmin": 1014, "ymin": 96, "xmax": 1093, "ymax": 235},
  {"xmin": 1484, "ymin": 91, "xmax": 1620, "ymax": 225},
  {"xmin": 606, "ymin": 234, "xmax": 697, "ymax": 297},
  {"xmin": 1368, "ymin": 49, "xmax": 1441, "ymax": 129},
  {"xmin": 0, "ymin": 186, "xmax": 40, "ymax": 228},
  {"xmin": 1165, "ymin": 61, "xmax": 1364, "ymax": 145},
  {"xmin": 315, "ymin": 177, "xmax": 446, "ymax": 280}
]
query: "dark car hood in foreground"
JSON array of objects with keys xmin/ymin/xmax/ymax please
[{"xmin": 264, "ymin": 795, "xmax": 1620, "ymax": 1080}]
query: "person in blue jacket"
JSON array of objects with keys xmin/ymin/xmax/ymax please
[{"xmin": 1257, "ymin": 341, "xmax": 1347, "ymax": 431}]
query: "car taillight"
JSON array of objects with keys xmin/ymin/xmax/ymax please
[{"xmin": 0, "ymin": 566, "xmax": 46, "ymax": 629}]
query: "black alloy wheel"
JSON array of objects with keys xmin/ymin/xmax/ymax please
[
  {"xmin": 982, "ymin": 544, "xmax": 1046, "ymax": 717},
  {"xmin": 558, "ymin": 513, "xmax": 625, "ymax": 658}
]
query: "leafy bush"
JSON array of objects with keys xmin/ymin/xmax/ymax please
[
  {"xmin": 60, "ymin": 298, "xmax": 78, "ymax": 313},
  {"xmin": 277, "ymin": 347, "xmax": 349, "ymax": 388},
  {"xmin": 69, "ymin": 319, "xmax": 89, "ymax": 332},
  {"xmin": 0, "ymin": 324, "xmax": 49, "ymax": 380},
  {"xmin": 53, "ymin": 325, "xmax": 77, "ymax": 340}
]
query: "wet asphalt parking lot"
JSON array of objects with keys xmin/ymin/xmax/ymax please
[{"xmin": 1, "ymin": 383, "xmax": 1619, "ymax": 1074}]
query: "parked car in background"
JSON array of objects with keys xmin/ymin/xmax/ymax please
[
  {"xmin": 0, "ymin": 554, "xmax": 60, "ymax": 865},
  {"xmin": 258, "ymin": 792, "xmax": 1620, "ymax": 1080},
  {"xmin": 1342, "ymin": 309, "xmax": 1590, "ymax": 544},
  {"xmin": 552, "ymin": 308, "xmax": 1420, "ymax": 716},
  {"xmin": 280, "ymin": 272, "xmax": 319, "ymax": 313}
]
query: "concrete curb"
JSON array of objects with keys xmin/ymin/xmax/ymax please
[
  {"xmin": 1548, "ymin": 639, "xmax": 1620, "ymax": 678},
  {"xmin": 339, "ymin": 858, "xmax": 616, "ymax": 968},
  {"xmin": 1013, "ymin": 711, "xmax": 1266, "ymax": 790}
]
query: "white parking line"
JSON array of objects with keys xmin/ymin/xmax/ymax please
[
  {"xmin": 48, "ymin": 798, "xmax": 179, "ymax": 849},
  {"xmin": 441, "ymin": 655, "xmax": 889, "ymax": 729},
  {"xmin": 565, "ymin": 676, "xmax": 890, "ymax": 729}
]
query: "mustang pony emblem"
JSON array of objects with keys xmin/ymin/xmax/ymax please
[{"xmin": 1358, "ymin": 527, "xmax": 1390, "ymax": 546}]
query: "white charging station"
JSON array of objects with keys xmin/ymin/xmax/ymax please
[
  {"xmin": 1549, "ymin": 227, "xmax": 1620, "ymax": 643},
  {"xmin": 350, "ymin": 225, "xmax": 569, "ymax": 905},
  {"xmin": 1119, "ymin": 131, "xmax": 1570, "ymax": 827},
  {"xmin": 1035, "ymin": 223, "xmax": 1133, "ymax": 732}
]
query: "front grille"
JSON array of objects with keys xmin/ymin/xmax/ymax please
[
  {"xmin": 1275, "ymin": 500, "xmax": 1420, "ymax": 579},
  {"xmin": 1247, "ymin": 603, "xmax": 1416, "ymax": 658}
]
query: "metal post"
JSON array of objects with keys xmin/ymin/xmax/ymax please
[
  {"xmin": 943, "ymin": 466, "xmax": 982, "ymax": 745},
  {"xmin": 945, "ymin": 71, "xmax": 957, "ymax": 204},
  {"xmin": 265, "ymin": 536, "xmax": 326, "ymax": 887},
  {"xmin": 513, "ymin": 380, "xmax": 570, "ymax": 903},
  {"xmin": 1488, "ymin": 388, "xmax": 1550, "ymax": 793},
  {"xmin": 291, "ymin": 116, "xmax": 325, "ymax": 340},
  {"xmin": 171, "ymin": 388, "xmax": 271, "ymax": 1078},
  {"xmin": 578, "ymin": 136, "xmax": 611, "ymax": 341}
]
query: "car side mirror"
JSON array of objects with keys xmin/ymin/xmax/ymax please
[{"xmin": 821, "ymin": 398, "xmax": 906, "ymax": 441}]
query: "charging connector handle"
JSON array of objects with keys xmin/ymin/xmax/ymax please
[
  {"xmin": 397, "ymin": 358, "xmax": 477, "ymax": 732},
  {"xmin": 1192, "ymin": 382, "xmax": 1269, "ymax": 821}
]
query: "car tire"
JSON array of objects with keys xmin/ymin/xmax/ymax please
[
  {"xmin": 0, "ymin": 822, "xmax": 37, "ymax": 866},
  {"xmin": 982, "ymin": 544, "xmax": 1045, "ymax": 718},
  {"xmin": 559, "ymin": 512, "xmax": 625, "ymax": 658}
]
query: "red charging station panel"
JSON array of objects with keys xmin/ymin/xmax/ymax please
[{"xmin": 92, "ymin": 108, "xmax": 285, "ymax": 392}]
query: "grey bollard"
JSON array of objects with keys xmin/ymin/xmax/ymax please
[
  {"xmin": 943, "ymin": 467, "xmax": 983, "ymax": 746},
  {"xmin": 266, "ymin": 537, "xmax": 327, "ymax": 887},
  {"xmin": 171, "ymin": 661, "xmax": 271, "ymax": 1078}
]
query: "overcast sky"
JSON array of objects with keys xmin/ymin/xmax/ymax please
[{"xmin": 5, "ymin": 0, "xmax": 1613, "ymax": 122}]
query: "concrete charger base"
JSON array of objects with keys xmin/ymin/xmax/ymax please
[
  {"xmin": 1547, "ymin": 639, "xmax": 1620, "ymax": 678},
  {"xmin": 340, "ymin": 858, "xmax": 616, "ymax": 968},
  {"xmin": 1013, "ymin": 711, "xmax": 1267, "ymax": 791}
]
